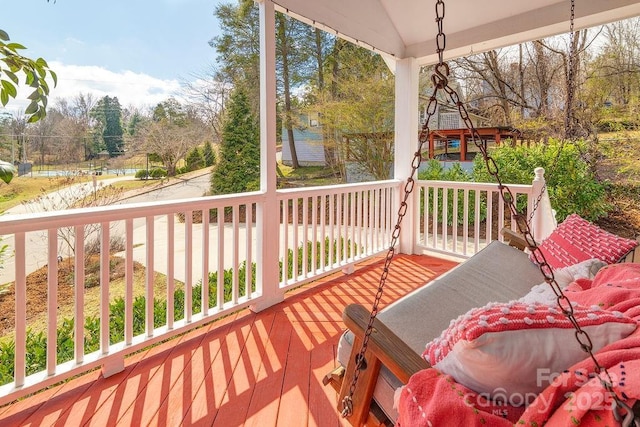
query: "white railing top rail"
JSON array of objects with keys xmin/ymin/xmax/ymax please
[
  {"xmin": 0, "ymin": 191, "xmax": 265, "ymax": 234},
  {"xmin": 416, "ymin": 179, "xmax": 533, "ymax": 193},
  {"xmin": 276, "ymin": 179, "xmax": 400, "ymax": 198}
]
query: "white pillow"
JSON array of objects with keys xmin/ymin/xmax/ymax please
[
  {"xmin": 422, "ymin": 301, "xmax": 636, "ymax": 403},
  {"xmin": 518, "ymin": 258, "xmax": 607, "ymax": 305}
]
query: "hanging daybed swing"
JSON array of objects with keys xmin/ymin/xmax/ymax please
[{"xmin": 324, "ymin": 0, "xmax": 640, "ymax": 425}]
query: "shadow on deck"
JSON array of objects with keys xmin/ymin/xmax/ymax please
[{"xmin": 0, "ymin": 254, "xmax": 457, "ymax": 426}]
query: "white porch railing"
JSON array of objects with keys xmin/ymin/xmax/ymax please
[
  {"xmin": 0, "ymin": 181, "xmax": 398, "ymax": 405},
  {"xmin": 0, "ymin": 173, "xmax": 544, "ymax": 405},
  {"xmin": 414, "ymin": 180, "xmax": 536, "ymax": 258},
  {"xmin": 277, "ymin": 181, "xmax": 397, "ymax": 290}
]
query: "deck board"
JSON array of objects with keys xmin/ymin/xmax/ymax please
[{"xmin": 0, "ymin": 254, "xmax": 457, "ymax": 426}]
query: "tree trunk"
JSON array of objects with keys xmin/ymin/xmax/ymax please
[
  {"xmin": 315, "ymin": 29, "xmax": 337, "ymax": 173},
  {"xmin": 533, "ymin": 41, "xmax": 551, "ymax": 118},
  {"xmin": 519, "ymin": 44, "xmax": 526, "ymax": 118},
  {"xmin": 331, "ymin": 38, "xmax": 346, "ymax": 179},
  {"xmin": 486, "ymin": 51, "xmax": 512, "ymax": 126},
  {"xmin": 277, "ymin": 14, "xmax": 299, "ymax": 168}
]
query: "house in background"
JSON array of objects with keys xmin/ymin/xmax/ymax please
[{"xmin": 281, "ymin": 112, "xmax": 329, "ymax": 167}]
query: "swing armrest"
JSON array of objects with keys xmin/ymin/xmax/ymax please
[
  {"xmin": 501, "ymin": 227, "xmax": 529, "ymax": 251},
  {"xmin": 343, "ymin": 304, "xmax": 430, "ymax": 383}
]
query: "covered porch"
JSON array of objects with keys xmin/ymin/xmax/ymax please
[{"xmin": 1, "ymin": 0, "xmax": 640, "ymax": 425}]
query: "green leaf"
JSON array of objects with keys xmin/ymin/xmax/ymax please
[
  {"xmin": 0, "ymin": 29, "xmax": 9, "ymax": 41},
  {"xmin": 1, "ymin": 79, "xmax": 17, "ymax": 97},
  {"xmin": 0, "ymin": 160, "xmax": 15, "ymax": 184},
  {"xmin": 25, "ymin": 100, "xmax": 38, "ymax": 115},
  {"xmin": 25, "ymin": 70, "xmax": 34, "ymax": 85},
  {"xmin": 36, "ymin": 57, "xmax": 48, "ymax": 68},
  {"xmin": 0, "ymin": 90, "xmax": 8, "ymax": 106},
  {"xmin": 29, "ymin": 74, "xmax": 40, "ymax": 87},
  {"xmin": 4, "ymin": 70, "xmax": 18, "ymax": 84},
  {"xmin": 27, "ymin": 111, "xmax": 42, "ymax": 123},
  {"xmin": 27, "ymin": 89, "xmax": 40, "ymax": 100},
  {"xmin": 50, "ymin": 70, "xmax": 57, "ymax": 86},
  {"xmin": 6, "ymin": 43, "xmax": 26, "ymax": 50}
]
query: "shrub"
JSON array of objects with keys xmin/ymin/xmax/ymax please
[
  {"xmin": 136, "ymin": 168, "xmax": 167, "ymax": 179},
  {"xmin": 84, "ymin": 235, "xmax": 126, "ymax": 256},
  {"xmin": 149, "ymin": 168, "xmax": 167, "ymax": 179},
  {"xmin": 185, "ymin": 147, "xmax": 204, "ymax": 172},
  {"xmin": 280, "ymin": 237, "xmax": 357, "ymax": 280},
  {"xmin": 472, "ymin": 139, "xmax": 610, "ymax": 221},
  {"xmin": 418, "ymin": 160, "xmax": 485, "ymax": 226},
  {"xmin": 135, "ymin": 169, "xmax": 149, "ymax": 179},
  {"xmin": 596, "ymin": 118, "xmax": 638, "ymax": 132},
  {"xmin": 203, "ymin": 141, "xmax": 216, "ymax": 167}
]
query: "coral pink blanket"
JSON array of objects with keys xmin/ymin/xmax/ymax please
[{"xmin": 397, "ymin": 263, "xmax": 640, "ymax": 426}]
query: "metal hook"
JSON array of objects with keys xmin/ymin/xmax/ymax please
[{"xmin": 341, "ymin": 396, "xmax": 353, "ymax": 418}]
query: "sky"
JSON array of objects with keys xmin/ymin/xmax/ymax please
[{"xmin": 1, "ymin": 0, "xmax": 227, "ymax": 114}]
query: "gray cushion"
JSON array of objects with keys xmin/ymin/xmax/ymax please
[
  {"xmin": 379, "ymin": 241, "xmax": 544, "ymax": 353},
  {"xmin": 337, "ymin": 241, "xmax": 544, "ymax": 421}
]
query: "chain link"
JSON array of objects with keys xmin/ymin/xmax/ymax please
[
  {"xmin": 435, "ymin": 0, "xmax": 445, "ymax": 64},
  {"xmin": 565, "ymin": 0, "xmax": 576, "ymax": 139},
  {"xmin": 445, "ymin": 58, "xmax": 633, "ymax": 427},
  {"xmin": 341, "ymin": 93, "xmax": 437, "ymax": 417}
]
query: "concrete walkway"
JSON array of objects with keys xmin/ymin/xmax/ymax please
[{"xmin": 0, "ymin": 169, "xmax": 212, "ymax": 285}]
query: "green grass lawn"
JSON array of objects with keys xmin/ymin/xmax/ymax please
[
  {"xmin": 277, "ymin": 163, "xmax": 341, "ymax": 187},
  {"xmin": 598, "ymin": 130, "xmax": 640, "ymax": 183},
  {"xmin": 0, "ymin": 174, "xmax": 156, "ymax": 213},
  {"xmin": 0, "ymin": 176, "xmax": 75, "ymax": 213}
]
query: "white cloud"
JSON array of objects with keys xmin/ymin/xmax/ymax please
[{"xmin": 2, "ymin": 62, "xmax": 182, "ymax": 115}]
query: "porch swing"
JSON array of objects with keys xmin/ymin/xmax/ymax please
[{"xmin": 324, "ymin": 0, "xmax": 640, "ymax": 425}]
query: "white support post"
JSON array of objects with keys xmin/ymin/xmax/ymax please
[
  {"xmin": 394, "ymin": 57, "xmax": 420, "ymax": 254},
  {"xmin": 253, "ymin": 0, "xmax": 284, "ymax": 312}
]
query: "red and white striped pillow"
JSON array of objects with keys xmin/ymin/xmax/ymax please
[
  {"xmin": 531, "ymin": 214, "xmax": 638, "ymax": 269},
  {"xmin": 423, "ymin": 300, "xmax": 636, "ymax": 401}
]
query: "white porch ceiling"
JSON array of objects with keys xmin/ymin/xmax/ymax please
[{"xmin": 273, "ymin": 0, "xmax": 640, "ymax": 64}]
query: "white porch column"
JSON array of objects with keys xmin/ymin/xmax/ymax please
[
  {"xmin": 252, "ymin": 0, "xmax": 284, "ymax": 312},
  {"xmin": 394, "ymin": 57, "xmax": 420, "ymax": 254}
]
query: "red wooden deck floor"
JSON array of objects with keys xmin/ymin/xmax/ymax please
[{"xmin": 0, "ymin": 254, "xmax": 457, "ymax": 427}]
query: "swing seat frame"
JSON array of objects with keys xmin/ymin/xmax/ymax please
[{"xmin": 325, "ymin": 232, "xmax": 640, "ymax": 426}]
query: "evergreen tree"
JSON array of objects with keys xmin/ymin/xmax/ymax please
[
  {"xmin": 202, "ymin": 140, "xmax": 216, "ymax": 166},
  {"xmin": 211, "ymin": 88, "xmax": 259, "ymax": 195},
  {"xmin": 211, "ymin": 2, "xmax": 317, "ymax": 169},
  {"xmin": 210, "ymin": 0, "xmax": 260, "ymax": 115},
  {"xmin": 185, "ymin": 146, "xmax": 204, "ymax": 171},
  {"xmin": 91, "ymin": 96, "xmax": 125, "ymax": 156}
]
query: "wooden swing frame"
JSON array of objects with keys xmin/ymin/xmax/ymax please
[{"xmin": 324, "ymin": 232, "xmax": 640, "ymax": 426}]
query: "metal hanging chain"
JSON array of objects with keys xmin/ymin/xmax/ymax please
[
  {"xmin": 565, "ymin": 0, "xmax": 576, "ymax": 140},
  {"xmin": 440, "ymin": 2, "xmax": 632, "ymax": 421},
  {"xmin": 527, "ymin": 0, "xmax": 576, "ymax": 227},
  {"xmin": 526, "ymin": 0, "xmax": 576, "ymax": 226},
  {"xmin": 343, "ymin": 0, "xmax": 635, "ymax": 423},
  {"xmin": 341, "ymin": 0, "xmax": 446, "ymax": 418},
  {"xmin": 446, "ymin": 75, "xmax": 633, "ymax": 426}
]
